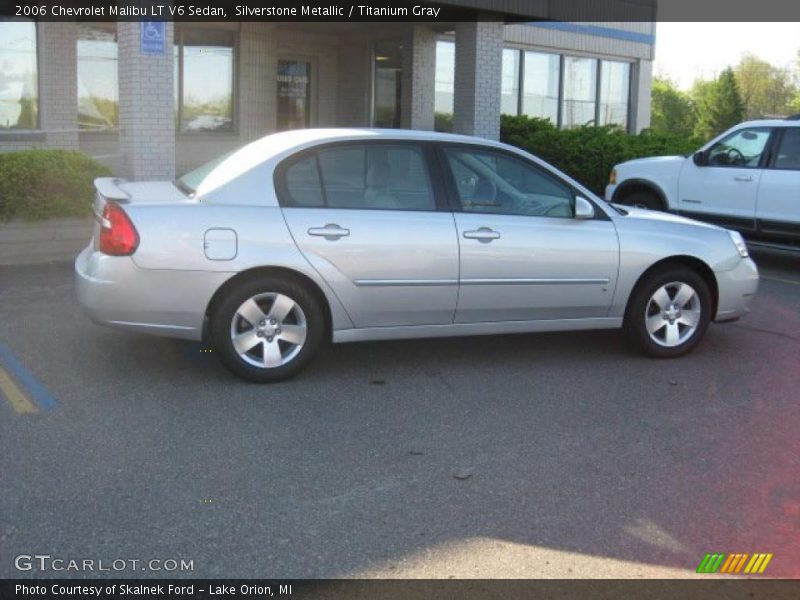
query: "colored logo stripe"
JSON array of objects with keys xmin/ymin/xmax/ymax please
[
  {"xmin": 697, "ymin": 553, "xmax": 725, "ymax": 573},
  {"xmin": 697, "ymin": 552, "xmax": 773, "ymax": 574},
  {"xmin": 744, "ymin": 553, "xmax": 773, "ymax": 574}
]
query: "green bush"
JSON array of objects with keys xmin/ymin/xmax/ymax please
[
  {"xmin": 0, "ymin": 149, "xmax": 111, "ymax": 222},
  {"xmin": 500, "ymin": 115, "xmax": 704, "ymax": 194},
  {"xmin": 434, "ymin": 111, "xmax": 453, "ymax": 133}
]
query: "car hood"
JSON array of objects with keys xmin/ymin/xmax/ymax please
[
  {"xmin": 614, "ymin": 205, "xmax": 723, "ymax": 231},
  {"xmin": 620, "ymin": 155, "xmax": 686, "ymax": 167}
]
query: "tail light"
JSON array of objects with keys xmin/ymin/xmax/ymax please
[{"xmin": 98, "ymin": 202, "xmax": 139, "ymax": 256}]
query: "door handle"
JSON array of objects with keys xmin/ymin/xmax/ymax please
[
  {"xmin": 463, "ymin": 227, "xmax": 501, "ymax": 243},
  {"xmin": 308, "ymin": 223, "xmax": 350, "ymax": 240},
  {"xmin": 734, "ymin": 175, "xmax": 753, "ymax": 182}
]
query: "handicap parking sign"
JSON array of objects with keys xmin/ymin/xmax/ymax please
[{"xmin": 140, "ymin": 21, "xmax": 166, "ymax": 55}]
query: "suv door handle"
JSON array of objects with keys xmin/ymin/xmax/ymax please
[
  {"xmin": 734, "ymin": 175, "xmax": 753, "ymax": 182},
  {"xmin": 308, "ymin": 224, "xmax": 350, "ymax": 240},
  {"xmin": 463, "ymin": 227, "xmax": 501, "ymax": 242}
]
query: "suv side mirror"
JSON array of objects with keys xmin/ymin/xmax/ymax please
[
  {"xmin": 693, "ymin": 150, "xmax": 707, "ymax": 166},
  {"xmin": 574, "ymin": 196, "xmax": 595, "ymax": 219}
]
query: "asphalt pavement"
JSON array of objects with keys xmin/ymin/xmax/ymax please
[{"xmin": 1, "ymin": 248, "xmax": 798, "ymax": 579}]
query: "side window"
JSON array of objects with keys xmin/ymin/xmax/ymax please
[
  {"xmin": 284, "ymin": 155, "xmax": 324, "ymax": 207},
  {"xmin": 708, "ymin": 127, "xmax": 771, "ymax": 168},
  {"xmin": 316, "ymin": 145, "xmax": 435, "ymax": 211},
  {"xmin": 772, "ymin": 128, "xmax": 800, "ymax": 170},
  {"xmin": 443, "ymin": 147, "xmax": 574, "ymax": 218}
]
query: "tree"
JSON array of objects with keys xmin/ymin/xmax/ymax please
[
  {"xmin": 734, "ymin": 54, "xmax": 795, "ymax": 119},
  {"xmin": 692, "ymin": 68, "xmax": 745, "ymax": 140},
  {"xmin": 650, "ymin": 77, "xmax": 695, "ymax": 136}
]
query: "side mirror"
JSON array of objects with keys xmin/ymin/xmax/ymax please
[
  {"xmin": 693, "ymin": 151, "xmax": 707, "ymax": 166},
  {"xmin": 574, "ymin": 196, "xmax": 595, "ymax": 220}
]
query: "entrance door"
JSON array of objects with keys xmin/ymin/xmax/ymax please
[
  {"xmin": 372, "ymin": 40, "xmax": 403, "ymax": 128},
  {"xmin": 277, "ymin": 59, "xmax": 312, "ymax": 130}
]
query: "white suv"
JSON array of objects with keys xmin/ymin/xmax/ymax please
[{"xmin": 605, "ymin": 117, "xmax": 800, "ymax": 249}]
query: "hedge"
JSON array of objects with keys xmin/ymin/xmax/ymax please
[
  {"xmin": 0, "ymin": 149, "xmax": 111, "ymax": 222},
  {"xmin": 500, "ymin": 115, "xmax": 704, "ymax": 194}
]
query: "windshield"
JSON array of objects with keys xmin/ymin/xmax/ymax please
[{"xmin": 175, "ymin": 150, "xmax": 237, "ymax": 196}]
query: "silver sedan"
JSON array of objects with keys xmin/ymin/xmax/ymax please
[{"xmin": 75, "ymin": 129, "xmax": 759, "ymax": 382}]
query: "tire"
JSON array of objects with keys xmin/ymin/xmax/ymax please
[
  {"xmin": 624, "ymin": 266, "xmax": 712, "ymax": 358},
  {"xmin": 211, "ymin": 276, "xmax": 324, "ymax": 382},
  {"xmin": 624, "ymin": 190, "xmax": 663, "ymax": 211}
]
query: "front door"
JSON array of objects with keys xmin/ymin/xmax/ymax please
[
  {"xmin": 440, "ymin": 145, "xmax": 619, "ymax": 323},
  {"xmin": 278, "ymin": 142, "xmax": 459, "ymax": 328},
  {"xmin": 678, "ymin": 126, "xmax": 773, "ymax": 232}
]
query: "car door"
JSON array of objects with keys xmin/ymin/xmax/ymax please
[
  {"xmin": 439, "ymin": 145, "xmax": 620, "ymax": 323},
  {"xmin": 677, "ymin": 126, "xmax": 773, "ymax": 232},
  {"xmin": 756, "ymin": 126, "xmax": 800, "ymax": 241},
  {"xmin": 277, "ymin": 141, "xmax": 459, "ymax": 328}
]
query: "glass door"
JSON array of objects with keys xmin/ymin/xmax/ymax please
[
  {"xmin": 277, "ymin": 59, "xmax": 312, "ymax": 131},
  {"xmin": 371, "ymin": 40, "xmax": 403, "ymax": 128}
]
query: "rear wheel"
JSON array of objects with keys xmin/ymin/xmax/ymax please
[
  {"xmin": 625, "ymin": 266, "xmax": 712, "ymax": 358},
  {"xmin": 211, "ymin": 276, "xmax": 324, "ymax": 382}
]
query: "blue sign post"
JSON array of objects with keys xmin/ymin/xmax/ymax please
[{"xmin": 140, "ymin": 21, "xmax": 166, "ymax": 55}]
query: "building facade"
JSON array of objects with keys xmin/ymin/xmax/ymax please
[{"xmin": 0, "ymin": 14, "xmax": 655, "ymax": 180}]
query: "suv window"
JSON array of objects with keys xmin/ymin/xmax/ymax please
[
  {"xmin": 282, "ymin": 144, "xmax": 436, "ymax": 211},
  {"xmin": 773, "ymin": 128, "xmax": 800, "ymax": 170},
  {"xmin": 708, "ymin": 127, "xmax": 771, "ymax": 168},
  {"xmin": 443, "ymin": 147, "xmax": 574, "ymax": 218}
]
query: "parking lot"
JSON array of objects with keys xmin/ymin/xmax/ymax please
[{"xmin": 1, "ymin": 248, "xmax": 798, "ymax": 579}]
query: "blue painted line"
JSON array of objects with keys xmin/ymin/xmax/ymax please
[
  {"xmin": 0, "ymin": 344, "xmax": 57, "ymax": 410},
  {"xmin": 525, "ymin": 21, "xmax": 656, "ymax": 45}
]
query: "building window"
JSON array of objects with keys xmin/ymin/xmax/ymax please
[
  {"xmin": 77, "ymin": 24, "xmax": 118, "ymax": 130},
  {"xmin": 0, "ymin": 20, "xmax": 38, "ymax": 130},
  {"xmin": 434, "ymin": 40, "xmax": 632, "ymax": 131},
  {"xmin": 175, "ymin": 28, "xmax": 235, "ymax": 133},
  {"xmin": 561, "ymin": 56, "xmax": 598, "ymax": 128},
  {"xmin": 521, "ymin": 51, "xmax": 560, "ymax": 125},
  {"xmin": 599, "ymin": 60, "xmax": 631, "ymax": 127},
  {"xmin": 500, "ymin": 48, "xmax": 520, "ymax": 115}
]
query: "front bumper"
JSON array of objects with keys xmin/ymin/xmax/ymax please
[
  {"xmin": 75, "ymin": 245, "xmax": 229, "ymax": 341},
  {"xmin": 714, "ymin": 257, "xmax": 759, "ymax": 322},
  {"xmin": 604, "ymin": 183, "xmax": 618, "ymax": 202}
]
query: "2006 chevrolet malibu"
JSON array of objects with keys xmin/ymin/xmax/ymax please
[{"xmin": 76, "ymin": 129, "xmax": 759, "ymax": 382}]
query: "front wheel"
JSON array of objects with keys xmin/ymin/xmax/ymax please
[
  {"xmin": 624, "ymin": 267, "xmax": 712, "ymax": 358},
  {"xmin": 624, "ymin": 190, "xmax": 662, "ymax": 211},
  {"xmin": 211, "ymin": 276, "xmax": 324, "ymax": 382}
]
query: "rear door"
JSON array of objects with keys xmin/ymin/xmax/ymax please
[
  {"xmin": 756, "ymin": 126, "xmax": 800, "ymax": 241},
  {"xmin": 277, "ymin": 141, "xmax": 459, "ymax": 328}
]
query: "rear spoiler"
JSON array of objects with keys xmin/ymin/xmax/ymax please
[{"xmin": 94, "ymin": 177, "xmax": 131, "ymax": 203}]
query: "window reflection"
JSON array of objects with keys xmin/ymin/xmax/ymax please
[
  {"xmin": 599, "ymin": 60, "xmax": 630, "ymax": 128},
  {"xmin": 0, "ymin": 20, "xmax": 38, "ymax": 129},
  {"xmin": 77, "ymin": 24, "xmax": 118, "ymax": 130},
  {"xmin": 177, "ymin": 29, "xmax": 234, "ymax": 133},
  {"xmin": 562, "ymin": 56, "xmax": 598, "ymax": 128},
  {"xmin": 522, "ymin": 51, "xmax": 560, "ymax": 125}
]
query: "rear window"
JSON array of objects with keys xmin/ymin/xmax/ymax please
[{"xmin": 280, "ymin": 144, "xmax": 436, "ymax": 211}]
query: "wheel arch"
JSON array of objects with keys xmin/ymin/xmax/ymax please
[
  {"xmin": 202, "ymin": 266, "xmax": 333, "ymax": 343},
  {"xmin": 613, "ymin": 179, "xmax": 669, "ymax": 210},
  {"xmin": 624, "ymin": 255, "xmax": 719, "ymax": 321}
]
